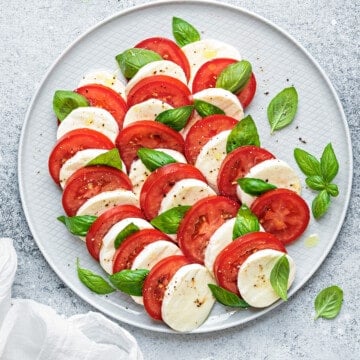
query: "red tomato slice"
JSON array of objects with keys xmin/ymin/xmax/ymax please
[
  {"xmin": 135, "ymin": 37, "xmax": 191, "ymax": 81},
  {"xmin": 140, "ymin": 163, "xmax": 207, "ymax": 220},
  {"xmin": 126, "ymin": 75, "xmax": 192, "ymax": 108},
  {"xmin": 116, "ymin": 120, "xmax": 185, "ymax": 171},
  {"xmin": 62, "ymin": 166, "xmax": 132, "ymax": 216},
  {"xmin": 75, "ymin": 84, "xmax": 127, "ymax": 130},
  {"xmin": 250, "ymin": 188, "xmax": 310, "ymax": 244},
  {"xmin": 177, "ymin": 195, "xmax": 240, "ymax": 264},
  {"xmin": 48, "ymin": 128, "xmax": 114, "ymax": 185},
  {"xmin": 85, "ymin": 205, "xmax": 144, "ymax": 261},
  {"xmin": 217, "ymin": 146, "xmax": 275, "ymax": 201},
  {"xmin": 184, "ymin": 114, "xmax": 238, "ymax": 164},
  {"xmin": 237, "ymin": 72, "xmax": 257, "ymax": 108},
  {"xmin": 112, "ymin": 228, "xmax": 173, "ymax": 273},
  {"xmin": 143, "ymin": 255, "xmax": 190, "ymax": 320},
  {"xmin": 214, "ymin": 232, "xmax": 287, "ymax": 295}
]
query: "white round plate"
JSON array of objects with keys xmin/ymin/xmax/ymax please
[{"xmin": 18, "ymin": 0, "xmax": 352, "ymax": 333}]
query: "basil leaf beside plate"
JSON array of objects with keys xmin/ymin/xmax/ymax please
[
  {"xmin": 172, "ymin": 16, "xmax": 200, "ymax": 46},
  {"xmin": 314, "ymin": 285, "xmax": 343, "ymax": 320},
  {"xmin": 53, "ymin": 90, "xmax": 89, "ymax": 121}
]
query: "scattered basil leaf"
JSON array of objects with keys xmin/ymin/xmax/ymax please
[
  {"xmin": 305, "ymin": 175, "xmax": 326, "ymax": 191},
  {"xmin": 208, "ymin": 284, "xmax": 249, "ymax": 308},
  {"xmin": 114, "ymin": 223, "xmax": 140, "ymax": 249},
  {"xmin": 137, "ymin": 148, "xmax": 177, "ymax": 172},
  {"xmin": 312, "ymin": 189, "xmax": 331, "ymax": 219},
  {"xmin": 314, "ymin": 285, "xmax": 343, "ymax": 320},
  {"xmin": 267, "ymin": 86, "xmax": 298, "ymax": 133},
  {"xmin": 109, "ymin": 269, "xmax": 149, "ymax": 296},
  {"xmin": 86, "ymin": 148, "xmax": 122, "ymax": 170},
  {"xmin": 151, "ymin": 206, "xmax": 191, "ymax": 234},
  {"xmin": 155, "ymin": 105, "xmax": 194, "ymax": 131},
  {"xmin": 232, "ymin": 204, "xmax": 260, "ymax": 239},
  {"xmin": 326, "ymin": 183, "xmax": 339, "ymax": 197},
  {"xmin": 270, "ymin": 255, "xmax": 290, "ymax": 301},
  {"xmin": 320, "ymin": 143, "xmax": 339, "ymax": 183},
  {"xmin": 53, "ymin": 90, "xmax": 89, "ymax": 121},
  {"xmin": 194, "ymin": 99, "xmax": 225, "ymax": 117},
  {"xmin": 57, "ymin": 215, "xmax": 97, "ymax": 236},
  {"xmin": 294, "ymin": 148, "xmax": 322, "ymax": 177},
  {"xmin": 172, "ymin": 16, "xmax": 200, "ymax": 46},
  {"xmin": 237, "ymin": 178, "xmax": 277, "ymax": 196}
]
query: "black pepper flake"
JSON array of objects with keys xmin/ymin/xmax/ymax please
[{"xmin": 299, "ymin": 137, "xmax": 307, "ymax": 144}]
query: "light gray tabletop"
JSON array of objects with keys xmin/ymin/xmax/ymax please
[{"xmin": 0, "ymin": 0, "xmax": 359, "ymax": 359}]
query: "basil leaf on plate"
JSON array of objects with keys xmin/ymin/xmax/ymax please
[
  {"xmin": 314, "ymin": 285, "xmax": 343, "ymax": 320},
  {"xmin": 237, "ymin": 178, "xmax": 277, "ymax": 196},
  {"xmin": 172, "ymin": 16, "xmax": 200, "ymax": 46},
  {"xmin": 305, "ymin": 175, "xmax": 326, "ymax": 191},
  {"xmin": 53, "ymin": 90, "xmax": 89, "ymax": 121},
  {"xmin": 270, "ymin": 254, "xmax": 290, "ymax": 301},
  {"xmin": 208, "ymin": 284, "xmax": 249, "ymax": 308},
  {"xmin": 294, "ymin": 148, "xmax": 322, "ymax": 177},
  {"xmin": 232, "ymin": 204, "xmax": 260, "ymax": 239},
  {"xmin": 312, "ymin": 189, "xmax": 331, "ymax": 219},
  {"xmin": 86, "ymin": 148, "xmax": 122, "ymax": 170},
  {"xmin": 325, "ymin": 183, "xmax": 339, "ymax": 197},
  {"xmin": 109, "ymin": 269, "xmax": 149, "ymax": 296},
  {"xmin": 57, "ymin": 215, "xmax": 97, "ymax": 236},
  {"xmin": 137, "ymin": 148, "xmax": 177, "ymax": 172},
  {"xmin": 320, "ymin": 143, "xmax": 339, "ymax": 183},
  {"xmin": 151, "ymin": 206, "xmax": 191, "ymax": 234},
  {"xmin": 155, "ymin": 105, "xmax": 194, "ymax": 131},
  {"xmin": 194, "ymin": 99, "xmax": 225, "ymax": 117},
  {"xmin": 114, "ymin": 223, "xmax": 140, "ymax": 249}
]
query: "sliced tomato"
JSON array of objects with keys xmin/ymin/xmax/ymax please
[
  {"xmin": 250, "ymin": 188, "xmax": 310, "ymax": 244},
  {"xmin": 112, "ymin": 228, "xmax": 173, "ymax": 273},
  {"xmin": 177, "ymin": 195, "xmax": 240, "ymax": 264},
  {"xmin": 48, "ymin": 128, "xmax": 114, "ymax": 185},
  {"xmin": 62, "ymin": 166, "xmax": 132, "ymax": 216},
  {"xmin": 184, "ymin": 114, "xmax": 238, "ymax": 164},
  {"xmin": 116, "ymin": 120, "xmax": 185, "ymax": 171},
  {"xmin": 214, "ymin": 232, "xmax": 287, "ymax": 295},
  {"xmin": 217, "ymin": 146, "xmax": 275, "ymax": 201},
  {"xmin": 237, "ymin": 72, "xmax": 257, "ymax": 108},
  {"xmin": 75, "ymin": 84, "xmax": 127, "ymax": 130},
  {"xmin": 85, "ymin": 205, "xmax": 143, "ymax": 261},
  {"xmin": 143, "ymin": 255, "xmax": 190, "ymax": 320},
  {"xmin": 140, "ymin": 163, "xmax": 207, "ymax": 220},
  {"xmin": 135, "ymin": 37, "xmax": 191, "ymax": 81},
  {"xmin": 126, "ymin": 75, "xmax": 192, "ymax": 108}
]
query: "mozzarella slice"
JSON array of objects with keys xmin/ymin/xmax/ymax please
[
  {"xmin": 57, "ymin": 107, "xmax": 119, "ymax": 143},
  {"xmin": 237, "ymin": 249, "xmax": 296, "ymax": 308},
  {"xmin": 161, "ymin": 263, "xmax": 216, "ymax": 332},
  {"xmin": 99, "ymin": 217, "xmax": 153, "ymax": 274},
  {"xmin": 236, "ymin": 158, "xmax": 302, "ymax": 206},
  {"xmin": 123, "ymin": 99, "xmax": 173, "ymax": 128}
]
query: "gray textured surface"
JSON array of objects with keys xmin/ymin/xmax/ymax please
[{"xmin": 0, "ymin": 0, "xmax": 359, "ymax": 359}]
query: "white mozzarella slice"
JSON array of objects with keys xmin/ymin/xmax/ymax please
[
  {"xmin": 123, "ymin": 99, "xmax": 173, "ymax": 127},
  {"xmin": 161, "ymin": 263, "xmax": 216, "ymax": 332},
  {"xmin": 99, "ymin": 218, "xmax": 153, "ymax": 274},
  {"xmin": 237, "ymin": 249, "xmax": 296, "ymax": 308},
  {"xmin": 57, "ymin": 107, "xmax": 119, "ymax": 143},
  {"xmin": 236, "ymin": 158, "xmax": 302, "ymax": 206},
  {"xmin": 194, "ymin": 130, "xmax": 231, "ymax": 191}
]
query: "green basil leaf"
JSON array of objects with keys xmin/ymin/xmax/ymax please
[
  {"xmin": 232, "ymin": 204, "xmax": 260, "ymax": 239},
  {"xmin": 86, "ymin": 148, "xmax": 122, "ymax": 170},
  {"xmin": 312, "ymin": 189, "xmax": 331, "ymax": 219},
  {"xmin": 151, "ymin": 206, "xmax": 191, "ymax": 234},
  {"xmin": 305, "ymin": 175, "xmax": 326, "ymax": 191},
  {"xmin": 194, "ymin": 99, "xmax": 225, "ymax": 117},
  {"xmin": 237, "ymin": 178, "xmax": 277, "ymax": 196},
  {"xmin": 216, "ymin": 60, "xmax": 252, "ymax": 94},
  {"xmin": 155, "ymin": 105, "xmax": 194, "ymax": 131},
  {"xmin": 115, "ymin": 48, "xmax": 162, "ymax": 78},
  {"xmin": 109, "ymin": 269, "xmax": 149, "ymax": 296},
  {"xmin": 57, "ymin": 215, "xmax": 97, "ymax": 236},
  {"xmin": 137, "ymin": 148, "xmax": 177, "ymax": 172},
  {"xmin": 326, "ymin": 183, "xmax": 339, "ymax": 197},
  {"xmin": 314, "ymin": 285, "xmax": 343, "ymax": 320},
  {"xmin": 172, "ymin": 16, "xmax": 200, "ymax": 46},
  {"xmin": 208, "ymin": 284, "xmax": 249, "ymax": 308},
  {"xmin": 76, "ymin": 258, "xmax": 115, "ymax": 295},
  {"xmin": 270, "ymin": 255, "xmax": 290, "ymax": 301},
  {"xmin": 267, "ymin": 86, "xmax": 298, "ymax": 133},
  {"xmin": 53, "ymin": 90, "xmax": 89, "ymax": 121},
  {"xmin": 294, "ymin": 148, "xmax": 322, "ymax": 177},
  {"xmin": 226, "ymin": 115, "xmax": 260, "ymax": 153},
  {"xmin": 320, "ymin": 143, "xmax": 339, "ymax": 183},
  {"xmin": 114, "ymin": 223, "xmax": 140, "ymax": 249}
]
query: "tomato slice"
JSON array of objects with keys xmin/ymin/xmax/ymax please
[
  {"xmin": 143, "ymin": 255, "xmax": 190, "ymax": 320},
  {"xmin": 116, "ymin": 120, "xmax": 185, "ymax": 171},
  {"xmin": 177, "ymin": 195, "xmax": 240, "ymax": 264},
  {"xmin": 135, "ymin": 37, "xmax": 191, "ymax": 81},
  {"xmin": 214, "ymin": 232, "xmax": 287, "ymax": 295},
  {"xmin": 126, "ymin": 75, "xmax": 192, "ymax": 108},
  {"xmin": 85, "ymin": 204, "xmax": 143, "ymax": 261},
  {"xmin": 62, "ymin": 166, "xmax": 132, "ymax": 216},
  {"xmin": 112, "ymin": 228, "xmax": 173, "ymax": 273},
  {"xmin": 75, "ymin": 84, "xmax": 127, "ymax": 130},
  {"xmin": 140, "ymin": 163, "xmax": 207, "ymax": 220},
  {"xmin": 217, "ymin": 146, "xmax": 275, "ymax": 201},
  {"xmin": 250, "ymin": 188, "xmax": 310, "ymax": 244},
  {"xmin": 48, "ymin": 128, "xmax": 114, "ymax": 185},
  {"xmin": 184, "ymin": 114, "xmax": 238, "ymax": 164}
]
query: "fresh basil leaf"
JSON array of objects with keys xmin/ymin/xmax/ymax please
[
  {"xmin": 115, "ymin": 48, "xmax": 162, "ymax": 78},
  {"xmin": 237, "ymin": 178, "xmax": 277, "ymax": 196},
  {"xmin": 312, "ymin": 189, "xmax": 331, "ymax": 219},
  {"xmin": 155, "ymin": 105, "xmax": 194, "ymax": 131},
  {"xmin": 137, "ymin": 148, "xmax": 177, "ymax": 172},
  {"xmin": 320, "ymin": 143, "xmax": 339, "ymax": 183},
  {"xmin": 114, "ymin": 223, "xmax": 140, "ymax": 249},
  {"xmin": 86, "ymin": 148, "xmax": 122, "ymax": 170},
  {"xmin": 151, "ymin": 206, "xmax": 191, "ymax": 234},
  {"xmin": 226, "ymin": 115, "xmax": 260, "ymax": 153},
  {"xmin": 294, "ymin": 148, "xmax": 322, "ymax": 177},
  {"xmin": 267, "ymin": 86, "xmax": 298, "ymax": 133},
  {"xmin": 305, "ymin": 175, "xmax": 326, "ymax": 191},
  {"xmin": 53, "ymin": 90, "xmax": 89, "ymax": 121},
  {"xmin": 109, "ymin": 269, "xmax": 149, "ymax": 296},
  {"xmin": 232, "ymin": 204, "xmax": 260, "ymax": 239},
  {"xmin": 326, "ymin": 183, "xmax": 339, "ymax": 197},
  {"xmin": 57, "ymin": 215, "xmax": 97, "ymax": 236},
  {"xmin": 314, "ymin": 285, "xmax": 343, "ymax": 320},
  {"xmin": 216, "ymin": 60, "xmax": 252, "ymax": 94},
  {"xmin": 76, "ymin": 258, "xmax": 115, "ymax": 295},
  {"xmin": 208, "ymin": 284, "xmax": 249, "ymax": 308},
  {"xmin": 270, "ymin": 255, "xmax": 290, "ymax": 301},
  {"xmin": 172, "ymin": 16, "xmax": 200, "ymax": 46},
  {"xmin": 194, "ymin": 99, "xmax": 225, "ymax": 117}
]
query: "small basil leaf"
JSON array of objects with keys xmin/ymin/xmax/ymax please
[
  {"xmin": 232, "ymin": 204, "xmax": 260, "ymax": 239},
  {"xmin": 226, "ymin": 115, "xmax": 260, "ymax": 153},
  {"xmin": 137, "ymin": 148, "xmax": 177, "ymax": 172},
  {"xmin": 326, "ymin": 183, "xmax": 339, "ymax": 197},
  {"xmin": 237, "ymin": 178, "xmax": 277, "ymax": 196},
  {"xmin": 172, "ymin": 16, "xmax": 200, "ymax": 46},
  {"xmin": 294, "ymin": 148, "xmax": 322, "ymax": 177},
  {"xmin": 57, "ymin": 215, "xmax": 97, "ymax": 236},
  {"xmin": 114, "ymin": 223, "xmax": 140, "ymax": 249},
  {"xmin": 208, "ymin": 284, "xmax": 249, "ymax": 308},
  {"xmin": 109, "ymin": 269, "xmax": 149, "ymax": 296},
  {"xmin": 312, "ymin": 189, "xmax": 331, "ymax": 219},
  {"xmin": 151, "ymin": 206, "xmax": 191, "ymax": 234},
  {"xmin": 270, "ymin": 255, "xmax": 290, "ymax": 301},
  {"xmin": 305, "ymin": 175, "xmax": 326, "ymax": 191},
  {"xmin": 320, "ymin": 143, "xmax": 339, "ymax": 183},
  {"xmin": 194, "ymin": 99, "xmax": 225, "ymax": 117},
  {"xmin": 53, "ymin": 90, "xmax": 89, "ymax": 121},
  {"xmin": 314, "ymin": 285, "xmax": 343, "ymax": 320},
  {"xmin": 86, "ymin": 148, "xmax": 122, "ymax": 170},
  {"xmin": 267, "ymin": 86, "xmax": 298, "ymax": 133},
  {"xmin": 155, "ymin": 105, "xmax": 194, "ymax": 131}
]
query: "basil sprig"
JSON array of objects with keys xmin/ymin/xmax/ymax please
[
  {"xmin": 114, "ymin": 223, "xmax": 140, "ymax": 249},
  {"xmin": 53, "ymin": 90, "xmax": 89, "ymax": 121},
  {"xmin": 270, "ymin": 255, "xmax": 290, "ymax": 301},
  {"xmin": 137, "ymin": 148, "xmax": 177, "ymax": 172},
  {"xmin": 57, "ymin": 215, "xmax": 97, "ymax": 236},
  {"xmin": 232, "ymin": 204, "xmax": 260, "ymax": 240},
  {"xmin": 314, "ymin": 285, "xmax": 343, "ymax": 320},
  {"xmin": 151, "ymin": 206, "xmax": 191, "ymax": 234},
  {"xmin": 208, "ymin": 284, "xmax": 249, "ymax": 308},
  {"xmin": 155, "ymin": 105, "xmax": 194, "ymax": 131},
  {"xmin": 109, "ymin": 269, "xmax": 149, "ymax": 296},
  {"xmin": 194, "ymin": 99, "xmax": 225, "ymax": 117},
  {"xmin": 237, "ymin": 178, "xmax": 277, "ymax": 196},
  {"xmin": 86, "ymin": 148, "xmax": 123, "ymax": 170},
  {"xmin": 172, "ymin": 16, "xmax": 200, "ymax": 46}
]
